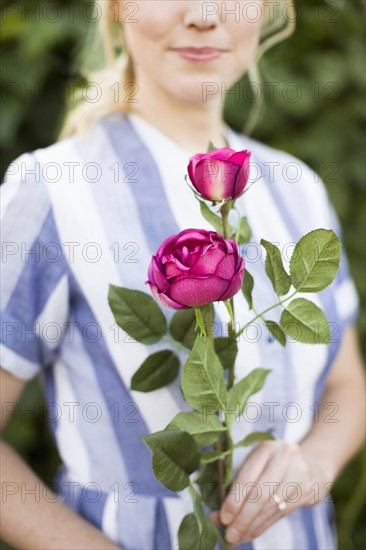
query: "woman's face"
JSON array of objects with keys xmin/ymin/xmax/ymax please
[{"xmin": 118, "ymin": 0, "xmax": 265, "ymax": 103}]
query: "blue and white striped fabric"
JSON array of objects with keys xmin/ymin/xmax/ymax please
[{"xmin": 1, "ymin": 112, "xmax": 360, "ymax": 549}]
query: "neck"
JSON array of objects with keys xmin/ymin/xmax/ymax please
[{"xmin": 129, "ymin": 73, "xmax": 229, "ymax": 155}]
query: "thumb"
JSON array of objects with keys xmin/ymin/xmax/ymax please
[{"xmin": 209, "ymin": 510, "xmax": 222, "ymax": 527}]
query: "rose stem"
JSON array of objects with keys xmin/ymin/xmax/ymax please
[
  {"xmin": 219, "ymin": 202, "xmax": 239, "ymax": 549},
  {"xmin": 219, "ymin": 200, "xmax": 237, "ymax": 391},
  {"xmin": 203, "ymin": 304, "xmax": 226, "ymax": 507},
  {"xmin": 204, "ymin": 304, "xmax": 233, "ymax": 550}
]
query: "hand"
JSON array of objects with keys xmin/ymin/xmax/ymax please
[{"xmin": 209, "ymin": 440, "xmax": 335, "ymax": 546}]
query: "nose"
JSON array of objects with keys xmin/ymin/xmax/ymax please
[{"xmin": 183, "ymin": 1, "xmax": 219, "ymax": 30}]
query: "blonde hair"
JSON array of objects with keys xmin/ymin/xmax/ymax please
[{"xmin": 58, "ymin": 0, "xmax": 296, "ymax": 141}]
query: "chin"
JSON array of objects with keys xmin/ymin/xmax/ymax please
[{"xmin": 165, "ymin": 77, "xmax": 225, "ymax": 103}]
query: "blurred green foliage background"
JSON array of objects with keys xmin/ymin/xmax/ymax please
[{"xmin": 1, "ymin": 0, "xmax": 365, "ymax": 548}]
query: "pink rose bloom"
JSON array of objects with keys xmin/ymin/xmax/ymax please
[
  {"xmin": 146, "ymin": 229, "xmax": 245, "ymax": 309},
  {"xmin": 188, "ymin": 148, "xmax": 251, "ymax": 201}
]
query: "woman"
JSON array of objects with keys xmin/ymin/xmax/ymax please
[{"xmin": 1, "ymin": 1, "xmax": 365, "ymax": 549}]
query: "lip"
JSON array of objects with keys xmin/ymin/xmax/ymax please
[{"xmin": 171, "ymin": 47, "xmax": 226, "ymax": 62}]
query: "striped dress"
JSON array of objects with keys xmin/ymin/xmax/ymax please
[{"xmin": 1, "ymin": 112, "xmax": 360, "ymax": 550}]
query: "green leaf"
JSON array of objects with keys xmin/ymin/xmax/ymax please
[
  {"xmin": 200, "ymin": 515, "xmax": 220, "ymax": 549},
  {"xmin": 194, "ymin": 463, "xmax": 220, "ymax": 511},
  {"xmin": 131, "ymin": 350, "xmax": 180, "ymax": 392},
  {"xmin": 181, "ymin": 335, "xmax": 227, "ymax": 413},
  {"xmin": 260, "ymin": 239, "xmax": 292, "ymax": 296},
  {"xmin": 178, "ymin": 514, "xmax": 201, "ymax": 550},
  {"xmin": 226, "ymin": 368, "xmax": 271, "ymax": 427},
  {"xmin": 200, "ymin": 450, "xmax": 227, "ymax": 464},
  {"xmin": 264, "ymin": 320, "xmax": 287, "ymax": 347},
  {"xmin": 199, "ymin": 201, "xmax": 224, "ymax": 233},
  {"xmin": 108, "ymin": 285, "xmax": 167, "ymax": 344},
  {"xmin": 241, "ymin": 269, "xmax": 254, "ymax": 310},
  {"xmin": 189, "ymin": 486, "xmax": 220, "ymax": 549},
  {"xmin": 207, "ymin": 141, "xmax": 216, "ymax": 152},
  {"xmin": 202, "ymin": 302, "xmax": 215, "ymax": 339},
  {"xmin": 280, "ymin": 298, "xmax": 330, "ymax": 344},
  {"xmin": 233, "ymin": 216, "xmax": 252, "ymax": 244},
  {"xmin": 170, "ymin": 308, "xmax": 197, "ymax": 348},
  {"xmin": 189, "ymin": 485, "xmax": 208, "ymax": 534},
  {"xmin": 234, "ymin": 431, "xmax": 275, "ymax": 448},
  {"xmin": 140, "ymin": 428, "xmax": 200, "ymax": 492},
  {"xmin": 167, "ymin": 411, "xmax": 227, "ymax": 446},
  {"xmin": 214, "ymin": 337, "xmax": 238, "ymax": 370},
  {"xmin": 199, "ymin": 201, "xmax": 235, "ymax": 235},
  {"xmin": 195, "ymin": 307, "xmax": 206, "ymax": 337},
  {"xmin": 223, "ymin": 300, "xmax": 235, "ymax": 326},
  {"xmin": 290, "ymin": 229, "xmax": 341, "ymax": 292}
]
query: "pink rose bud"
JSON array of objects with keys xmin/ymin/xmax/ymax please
[
  {"xmin": 187, "ymin": 148, "xmax": 251, "ymax": 201},
  {"xmin": 146, "ymin": 228, "xmax": 245, "ymax": 309}
]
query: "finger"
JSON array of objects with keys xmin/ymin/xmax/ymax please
[
  {"xmin": 226, "ymin": 466, "xmax": 282, "ymax": 532},
  {"xmin": 209, "ymin": 511, "xmax": 221, "ymax": 527},
  {"xmin": 243, "ymin": 508, "xmax": 282, "ymax": 543},
  {"xmin": 224, "ymin": 480, "xmax": 280, "ymax": 544},
  {"xmin": 237, "ymin": 473, "xmax": 305, "ymax": 543},
  {"xmin": 220, "ymin": 442, "xmax": 272, "ymax": 526},
  {"xmin": 224, "ymin": 446, "xmax": 293, "ymax": 544},
  {"xmin": 247, "ymin": 481, "xmax": 301, "ymax": 539}
]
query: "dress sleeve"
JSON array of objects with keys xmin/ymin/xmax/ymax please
[
  {"xmin": 1, "ymin": 152, "xmax": 70, "ymax": 381},
  {"xmin": 292, "ymin": 156, "xmax": 361, "ymax": 333},
  {"xmin": 325, "ymin": 196, "xmax": 360, "ymax": 331}
]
